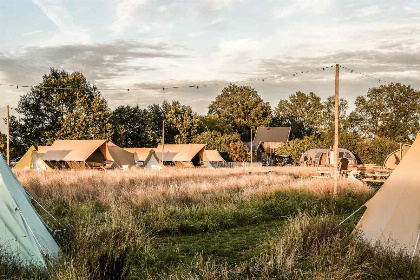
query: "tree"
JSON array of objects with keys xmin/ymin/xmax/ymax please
[
  {"xmin": 197, "ymin": 114, "xmax": 233, "ymax": 134},
  {"xmin": 349, "ymin": 83, "xmax": 420, "ymax": 141},
  {"xmin": 276, "ymin": 135, "xmax": 326, "ymax": 163},
  {"xmin": 273, "ymin": 91, "xmax": 324, "ymax": 139},
  {"xmin": 111, "ymin": 105, "xmax": 156, "ymax": 148},
  {"xmin": 227, "ymin": 141, "xmax": 249, "ymax": 162},
  {"xmin": 162, "ymin": 100, "xmax": 199, "ymax": 144},
  {"xmin": 320, "ymin": 96, "xmax": 350, "ymax": 137},
  {"xmin": 11, "ymin": 68, "xmax": 112, "ymax": 153},
  {"xmin": 208, "ymin": 84, "xmax": 272, "ymax": 140},
  {"xmin": 191, "ymin": 130, "xmax": 243, "ymax": 161}
]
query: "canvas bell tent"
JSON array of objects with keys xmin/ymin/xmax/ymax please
[
  {"xmin": 125, "ymin": 148, "xmax": 163, "ymax": 169},
  {"xmin": 0, "ymin": 154, "xmax": 60, "ymax": 266},
  {"xmin": 40, "ymin": 140, "xmax": 134, "ymax": 169},
  {"xmin": 203, "ymin": 150, "xmax": 225, "ymax": 167},
  {"xmin": 14, "ymin": 146, "xmax": 51, "ymax": 170},
  {"xmin": 155, "ymin": 144, "xmax": 206, "ymax": 167},
  {"xmin": 384, "ymin": 144, "xmax": 411, "ymax": 170},
  {"xmin": 355, "ymin": 132, "xmax": 420, "ymax": 257}
]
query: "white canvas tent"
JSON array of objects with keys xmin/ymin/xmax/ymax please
[
  {"xmin": 0, "ymin": 154, "xmax": 60, "ymax": 266},
  {"xmin": 355, "ymin": 132, "xmax": 420, "ymax": 256}
]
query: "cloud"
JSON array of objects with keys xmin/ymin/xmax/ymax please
[
  {"xmin": 32, "ymin": 0, "xmax": 90, "ymax": 44},
  {"xmin": 0, "ymin": 40, "xmax": 187, "ymax": 85},
  {"xmin": 111, "ymin": 0, "xmax": 149, "ymax": 34}
]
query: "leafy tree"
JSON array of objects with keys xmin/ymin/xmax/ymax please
[
  {"xmin": 208, "ymin": 84, "xmax": 271, "ymax": 140},
  {"xmin": 227, "ymin": 141, "xmax": 250, "ymax": 162},
  {"xmin": 111, "ymin": 105, "xmax": 156, "ymax": 148},
  {"xmin": 162, "ymin": 100, "xmax": 199, "ymax": 144},
  {"xmin": 55, "ymin": 93, "xmax": 112, "ymax": 140},
  {"xmin": 349, "ymin": 83, "xmax": 420, "ymax": 141},
  {"xmin": 0, "ymin": 133, "xmax": 6, "ymax": 158},
  {"xmin": 191, "ymin": 130, "xmax": 243, "ymax": 161},
  {"xmin": 273, "ymin": 91, "xmax": 323, "ymax": 139},
  {"xmin": 11, "ymin": 68, "xmax": 112, "ymax": 155},
  {"xmin": 276, "ymin": 135, "xmax": 326, "ymax": 163},
  {"xmin": 197, "ymin": 114, "xmax": 233, "ymax": 134},
  {"xmin": 320, "ymin": 96, "xmax": 350, "ymax": 137}
]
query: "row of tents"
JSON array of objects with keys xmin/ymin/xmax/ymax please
[
  {"xmin": 1, "ymin": 132, "xmax": 419, "ymax": 267},
  {"xmin": 14, "ymin": 140, "xmax": 226, "ymax": 170}
]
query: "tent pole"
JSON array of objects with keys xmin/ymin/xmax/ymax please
[
  {"xmin": 334, "ymin": 64, "xmax": 340, "ymax": 196},
  {"xmin": 250, "ymin": 128, "xmax": 253, "ymax": 167},
  {"xmin": 6, "ymin": 105, "xmax": 10, "ymax": 166},
  {"xmin": 162, "ymin": 120, "xmax": 165, "ymax": 164},
  {"xmin": 412, "ymin": 229, "xmax": 420, "ymax": 259}
]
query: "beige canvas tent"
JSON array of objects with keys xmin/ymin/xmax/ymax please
[
  {"xmin": 384, "ymin": 144, "xmax": 411, "ymax": 170},
  {"xmin": 203, "ymin": 150, "xmax": 225, "ymax": 167},
  {"xmin": 155, "ymin": 144, "xmax": 206, "ymax": 166},
  {"xmin": 40, "ymin": 140, "xmax": 134, "ymax": 169},
  {"xmin": 106, "ymin": 142, "xmax": 135, "ymax": 169},
  {"xmin": 355, "ymin": 132, "xmax": 420, "ymax": 256},
  {"xmin": 14, "ymin": 146, "xmax": 51, "ymax": 170},
  {"xmin": 125, "ymin": 148, "xmax": 164, "ymax": 169}
]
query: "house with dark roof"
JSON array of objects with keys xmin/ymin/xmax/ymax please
[{"xmin": 251, "ymin": 127, "xmax": 292, "ymax": 165}]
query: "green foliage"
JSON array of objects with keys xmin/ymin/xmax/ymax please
[
  {"xmin": 349, "ymin": 83, "xmax": 420, "ymax": 141},
  {"xmin": 10, "ymin": 68, "xmax": 112, "ymax": 156},
  {"xmin": 111, "ymin": 105, "xmax": 156, "ymax": 148},
  {"xmin": 277, "ymin": 135, "xmax": 326, "ymax": 163},
  {"xmin": 197, "ymin": 114, "xmax": 233, "ymax": 134},
  {"xmin": 208, "ymin": 84, "xmax": 272, "ymax": 140},
  {"xmin": 274, "ymin": 91, "xmax": 324, "ymax": 138},
  {"xmin": 274, "ymin": 92, "xmax": 349, "ymax": 139},
  {"xmin": 163, "ymin": 100, "xmax": 199, "ymax": 144},
  {"xmin": 191, "ymin": 131, "xmax": 242, "ymax": 161}
]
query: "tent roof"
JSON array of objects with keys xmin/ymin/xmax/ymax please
[
  {"xmin": 355, "ymin": 132, "xmax": 420, "ymax": 256},
  {"xmin": 0, "ymin": 154, "xmax": 60, "ymax": 266},
  {"xmin": 125, "ymin": 148, "xmax": 153, "ymax": 161},
  {"xmin": 155, "ymin": 144, "xmax": 206, "ymax": 162},
  {"xmin": 14, "ymin": 146, "xmax": 51, "ymax": 170},
  {"xmin": 203, "ymin": 150, "xmax": 225, "ymax": 162},
  {"xmin": 253, "ymin": 127, "xmax": 291, "ymax": 143},
  {"xmin": 107, "ymin": 145, "xmax": 135, "ymax": 168},
  {"xmin": 41, "ymin": 140, "xmax": 107, "ymax": 161}
]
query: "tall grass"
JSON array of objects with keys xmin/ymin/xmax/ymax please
[{"xmin": 0, "ymin": 167, "xmax": 417, "ymax": 279}]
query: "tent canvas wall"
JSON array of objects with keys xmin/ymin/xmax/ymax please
[
  {"xmin": 155, "ymin": 144, "xmax": 206, "ymax": 166},
  {"xmin": 384, "ymin": 144, "xmax": 411, "ymax": 170},
  {"xmin": 143, "ymin": 150, "xmax": 163, "ymax": 169},
  {"xmin": 355, "ymin": 132, "xmax": 420, "ymax": 256},
  {"xmin": 0, "ymin": 154, "xmax": 60, "ymax": 266},
  {"xmin": 106, "ymin": 143, "xmax": 135, "ymax": 169},
  {"xmin": 14, "ymin": 146, "xmax": 51, "ymax": 170}
]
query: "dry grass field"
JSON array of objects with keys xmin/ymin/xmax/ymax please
[{"xmin": 1, "ymin": 167, "xmax": 419, "ymax": 279}]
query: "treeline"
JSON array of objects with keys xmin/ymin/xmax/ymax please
[{"xmin": 1, "ymin": 68, "xmax": 420, "ymax": 164}]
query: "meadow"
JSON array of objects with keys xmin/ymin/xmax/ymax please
[{"xmin": 1, "ymin": 167, "xmax": 419, "ymax": 279}]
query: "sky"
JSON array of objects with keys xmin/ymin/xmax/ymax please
[{"xmin": 0, "ymin": 0, "xmax": 420, "ymax": 132}]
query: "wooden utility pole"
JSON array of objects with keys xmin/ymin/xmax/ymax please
[
  {"xmin": 333, "ymin": 64, "xmax": 339, "ymax": 195},
  {"xmin": 6, "ymin": 105, "xmax": 10, "ymax": 166},
  {"xmin": 162, "ymin": 120, "xmax": 165, "ymax": 163},
  {"xmin": 250, "ymin": 128, "xmax": 253, "ymax": 166}
]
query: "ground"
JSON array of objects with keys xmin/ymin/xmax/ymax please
[{"xmin": 1, "ymin": 167, "xmax": 419, "ymax": 279}]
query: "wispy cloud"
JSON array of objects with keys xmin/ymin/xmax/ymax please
[{"xmin": 32, "ymin": 0, "xmax": 90, "ymax": 44}]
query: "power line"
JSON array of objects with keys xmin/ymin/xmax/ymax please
[
  {"xmin": 339, "ymin": 65, "xmax": 393, "ymax": 85},
  {"xmin": 0, "ymin": 64, "xmax": 337, "ymax": 93}
]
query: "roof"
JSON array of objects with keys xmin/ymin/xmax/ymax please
[
  {"xmin": 107, "ymin": 146, "xmax": 135, "ymax": 167},
  {"xmin": 41, "ymin": 140, "xmax": 107, "ymax": 161},
  {"xmin": 253, "ymin": 127, "xmax": 291, "ymax": 143},
  {"xmin": 155, "ymin": 144, "xmax": 206, "ymax": 162},
  {"xmin": 203, "ymin": 150, "xmax": 225, "ymax": 162},
  {"xmin": 244, "ymin": 141, "xmax": 265, "ymax": 152},
  {"xmin": 301, "ymin": 148, "xmax": 356, "ymax": 159},
  {"xmin": 125, "ymin": 148, "xmax": 154, "ymax": 161}
]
